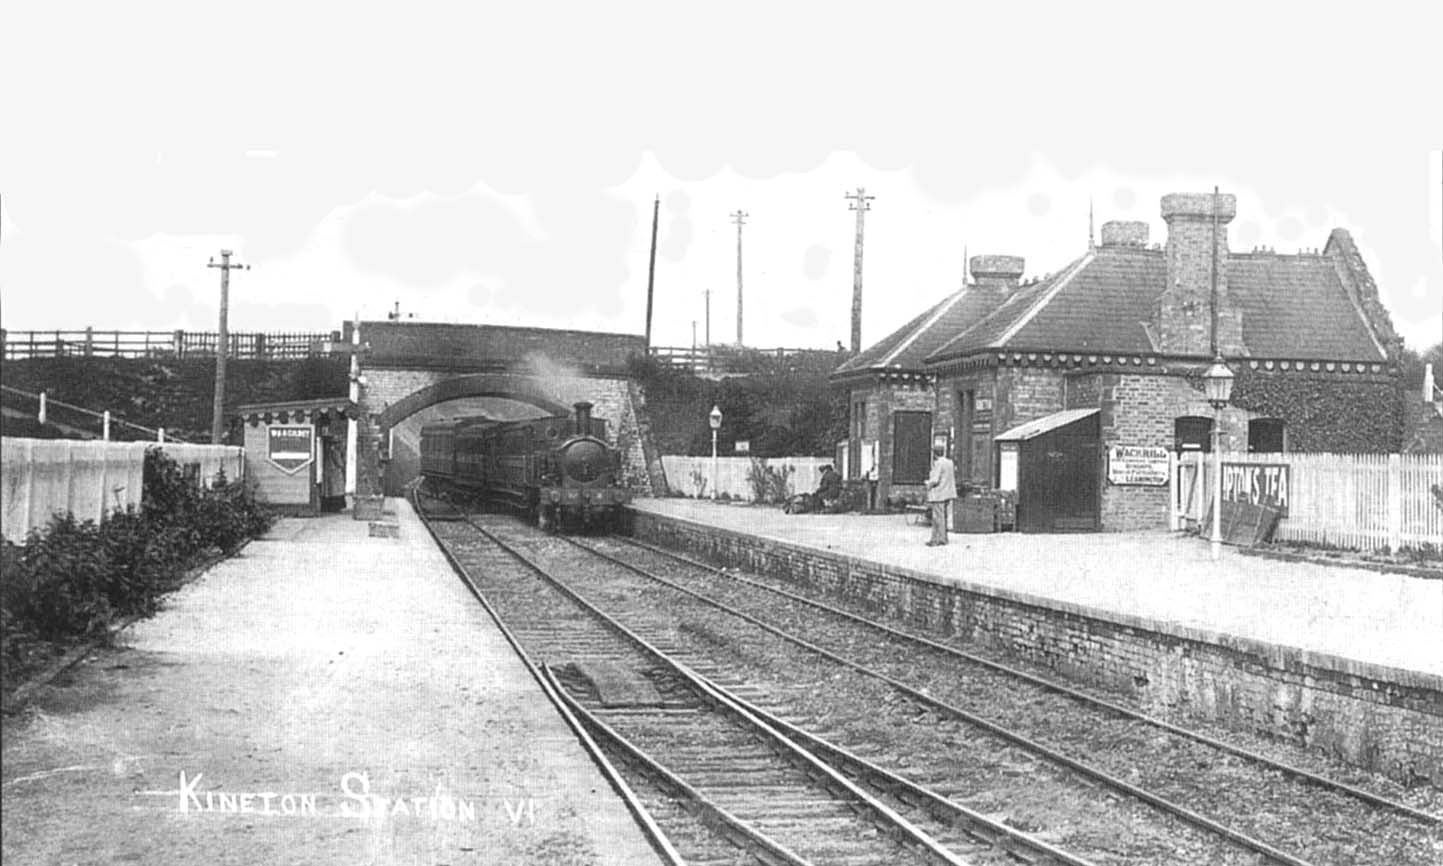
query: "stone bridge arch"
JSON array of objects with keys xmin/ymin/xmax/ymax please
[
  {"xmin": 346, "ymin": 320, "xmax": 665, "ymax": 500},
  {"xmin": 375, "ymin": 373, "xmax": 572, "ymax": 431}
]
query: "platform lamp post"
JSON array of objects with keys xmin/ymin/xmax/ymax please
[
  {"xmin": 1204, "ymin": 354, "xmax": 1235, "ymax": 561},
  {"xmin": 709, "ymin": 405, "xmax": 723, "ymax": 501}
]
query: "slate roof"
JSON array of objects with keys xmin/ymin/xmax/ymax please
[
  {"xmin": 833, "ymin": 284, "xmax": 1009, "ymax": 378},
  {"xmin": 994, "ymin": 408, "xmax": 1100, "ymax": 442},
  {"xmin": 924, "ymin": 242, "xmax": 1390, "ymax": 365}
]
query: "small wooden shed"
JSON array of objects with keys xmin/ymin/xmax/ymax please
[
  {"xmin": 994, "ymin": 408, "xmax": 1100, "ymax": 533},
  {"xmin": 234, "ymin": 398, "xmax": 357, "ymax": 514}
]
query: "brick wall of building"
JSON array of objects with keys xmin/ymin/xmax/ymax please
[
  {"xmin": 630, "ymin": 510, "xmax": 1443, "ymax": 786},
  {"xmin": 995, "ymin": 366, "xmax": 1067, "ymax": 433},
  {"xmin": 934, "ymin": 368, "xmax": 1000, "ymax": 487},
  {"xmin": 845, "ymin": 378, "xmax": 935, "ymax": 503}
]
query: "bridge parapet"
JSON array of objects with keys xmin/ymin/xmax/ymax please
[{"xmin": 348, "ymin": 321, "xmax": 645, "ymax": 375}]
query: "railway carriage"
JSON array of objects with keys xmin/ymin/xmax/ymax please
[{"xmin": 419, "ymin": 401, "xmax": 630, "ymax": 531}]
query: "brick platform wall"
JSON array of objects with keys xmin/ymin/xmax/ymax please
[{"xmin": 628, "ymin": 509, "xmax": 1443, "ymax": 786}]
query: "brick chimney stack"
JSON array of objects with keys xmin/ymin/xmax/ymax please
[
  {"xmin": 1154, "ymin": 192, "xmax": 1245, "ymax": 356},
  {"xmin": 968, "ymin": 254, "xmax": 1025, "ymax": 309},
  {"xmin": 1100, "ymin": 220, "xmax": 1149, "ymax": 247}
]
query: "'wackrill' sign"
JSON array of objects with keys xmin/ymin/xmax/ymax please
[
  {"xmin": 267, "ymin": 425, "xmax": 314, "ymax": 474},
  {"xmin": 1107, "ymin": 445, "xmax": 1170, "ymax": 486}
]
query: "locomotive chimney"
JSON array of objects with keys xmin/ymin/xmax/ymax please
[{"xmin": 573, "ymin": 401, "xmax": 593, "ymax": 435}]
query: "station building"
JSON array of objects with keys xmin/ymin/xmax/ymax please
[{"xmin": 833, "ymin": 190, "xmax": 1405, "ymax": 531}]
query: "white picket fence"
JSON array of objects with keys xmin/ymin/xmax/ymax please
[
  {"xmin": 661, "ymin": 456, "xmax": 833, "ymax": 502},
  {"xmin": 1, "ymin": 438, "xmax": 245, "ymax": 543},
  {"xmin": 1175, "ymin": 451, "xmax": 1443, "ymax": 552}
]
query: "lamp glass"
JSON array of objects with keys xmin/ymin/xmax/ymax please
[
  {"xmin": 709, "ymin": 405, "xmax": 722, "ymax": 430},
  {"xmin": 1203, "ymin": 359, "xmax": 1234, "ymax": 407}
]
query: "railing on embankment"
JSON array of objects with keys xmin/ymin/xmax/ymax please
[
  {"xmin": 661, "ymin": 455, "xmax": 832, "ymax": 501},
  {"xmin": 1, "ymin": 439, "xmax": 245, "ymax": 544},
  {"xmin": 1176, "ymin": 451, "xmax": 1443, "ymax": 552},
  {"xmin": 1, "ymin": 328, "xmax": 340, "ymax": 360},
  {"xmin": 1, "ymin": 385, "xmax": 184, "ymax": 443}
]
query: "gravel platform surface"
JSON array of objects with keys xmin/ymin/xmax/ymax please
[{"xmin": 2, "ymin": 501, "xmax": 663, "ymax": 866}]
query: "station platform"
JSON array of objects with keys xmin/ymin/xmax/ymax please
[
  {"xmin": 630, "ymin": 498, "xmax": 1443, "ymax": 679},
  {"xmin": 1, "ymin": 500, "xmax": 666, "ymax": 866}
]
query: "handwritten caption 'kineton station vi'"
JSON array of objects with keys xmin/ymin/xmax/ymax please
[{"xmin": 171, "ymin": 771, "xmax": 536, "ymax": 826}]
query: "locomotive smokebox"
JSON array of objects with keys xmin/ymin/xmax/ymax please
[{"xmin": 573, "ymin": 401, "xmax": 593, "ymax": 435}]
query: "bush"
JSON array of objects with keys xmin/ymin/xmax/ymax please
[
  {"xmin": 1, "ymin": 448, "xmax": 276, "ymax": 686},
  {"xmin": 745, "ymin": 458, "xmax": 794, "ymax": 504}
]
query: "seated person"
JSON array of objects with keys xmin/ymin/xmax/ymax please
[{"xmin": 815, "ymin": 464, "xmax": 843, "ymax": 512}]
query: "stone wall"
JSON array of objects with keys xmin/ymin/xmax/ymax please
[{"xmin": 628, "ymin": 509, "xmax": 1443, "ymax": 787}]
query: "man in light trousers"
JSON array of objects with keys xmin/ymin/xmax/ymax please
[{"xmin": 925, "ymin": 444, "xmax": 956, "ymax": 546}]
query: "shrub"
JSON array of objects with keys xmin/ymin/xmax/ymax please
[
  {"xmin": 1, "ymin": 448, "xmax": 276, "ymax": 687},
  {"xmin": 745, "ymin": 458, "xmax": 794, "ymax": 504}
]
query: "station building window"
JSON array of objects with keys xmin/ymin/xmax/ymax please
[
  {"xmin": 850, "ymin": 399, "xmax": 867, "ymax": 478},
  {"xmin": 1248, "ymin": 418, "xmax": 1287, "ymax": 453},
  {"xmin": 1174, "ymin": 415, "xmax": 1213, "ymax": 453},
  {"xmin": 892, "ymin": 411, "xmax": 932, "ymax": 484}
]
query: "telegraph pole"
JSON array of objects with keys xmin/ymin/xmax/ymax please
[
  {"xmin": 644, "ymin": 195, "xmax": 660, "ymax": 349},
  {"xmin": 845, "ymin": 188, "xmax": 874, "ymax": 354},
  {"xmin": 731, "ymin": 210, "xmax": 748, "ymax": 347},
  {"xmin": 207, "ymin": 250, "xmax": 249, "ymax": 444},
  {"xmin": 704, "ymin": 288, "xmax": 712, "ymax": 346}
]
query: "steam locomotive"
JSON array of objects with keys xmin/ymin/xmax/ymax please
[{"xmin": 418, "ymin": 401, "xmax": 630, "ymax": 531}]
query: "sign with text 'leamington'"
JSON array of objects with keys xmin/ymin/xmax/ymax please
[
  {"xmin": 1222, "ymin": 462, "xmax": 1290, "ymax": 516},
  {"xmin": 1107, "ymin": 446, "xmax": 1170, "ymax": 486},
  {"xmin": 267, "ymin": 425, "xmax": 314, "ymax": 474}
]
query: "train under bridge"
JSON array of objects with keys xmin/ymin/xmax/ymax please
[{"xmin": 348, "ymin": 320, "xmax": 666, "ymax": 498}]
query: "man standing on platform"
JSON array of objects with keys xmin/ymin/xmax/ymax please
[{"xmin": 925, "ymin": 444, "xmax": 956, "ymax": 546}]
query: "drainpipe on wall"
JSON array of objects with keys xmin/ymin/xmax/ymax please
[{"xmin": 346, "ymin": 317, "xmax": 360, "ymax": 503}]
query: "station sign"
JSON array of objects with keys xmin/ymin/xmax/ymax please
[
  {"xmin": 267, "ymin": 425, "xmax": 314, "ymax": 474},
  {"xmin": 734, "ymin": 440, "xmax": 750, "ymax": 454},
  {"xmin": 1107, "ymin": 445, "xmax": 1170, "ymax": 486},
  {"xmin": 1222, "ymin": 462, "xmax": 1290, "ymax": 516}
]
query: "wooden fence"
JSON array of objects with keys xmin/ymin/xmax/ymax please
[
  {"xmin": 662, "ymin": 455, "xmax": 832, "ymax": 501},
  {"xmin": 1, "ymin": 439, "xmax": 245, "ymax": 543},
  {"xmin": 648, "ymin": 345, "xmax": 843, "ymax": 377},
  {"xmin": 1176, "ymin": 451, "xmax": 1443, "ymax": 552},
  {"xmin": 1, "ymin": 328, "xmax": 341, "ymax": 360}
]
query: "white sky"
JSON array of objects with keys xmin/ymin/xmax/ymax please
[{"xmin": 2, "ymin": 2, "xmax": 1440, "ymax": 353}]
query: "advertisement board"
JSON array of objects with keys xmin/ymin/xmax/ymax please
[
  {"xmin": 267, "ymin": 425, "xmax": 314, "ymax": 474},
  {"xmin": 1107, "ymin": 445, "xmax": 1170, "ymax": 486},
  {"xmin": 1221, "ymin": 462, "xmax": 1290, "ymax": 516}
]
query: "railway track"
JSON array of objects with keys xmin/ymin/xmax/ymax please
[
  {"xmin": 564, "ymin": 532, "xmax": 1443, "ymax": 866},
  {"xmin": 416, "ymin": 498, "xmax": 1440, "ymax": 864},
  {"xmin": 417, "ymin": 503, "xmax": 970, "ymax": 866},
  {"xmin": 459, "ymin": 515, "xmax": 1245, "ymax": 864}
]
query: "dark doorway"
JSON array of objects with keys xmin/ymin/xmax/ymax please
[{"xmin": 891, "ymin": 411, "xmax": 932, "ymax": 484}]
